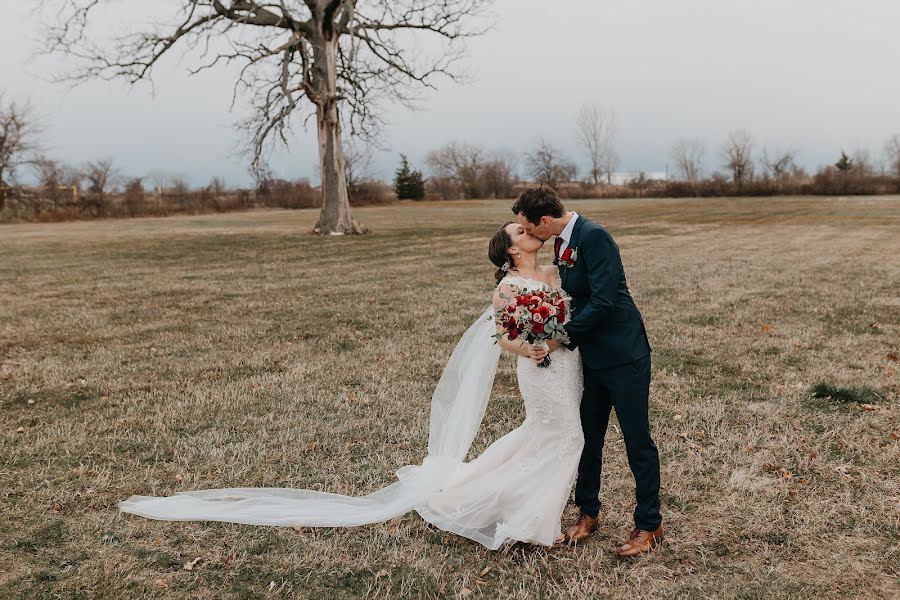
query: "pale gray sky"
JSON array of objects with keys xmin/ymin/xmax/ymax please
[{"xmin": 2, "ymin": 0, "xmax": 899, "ymax": 187}]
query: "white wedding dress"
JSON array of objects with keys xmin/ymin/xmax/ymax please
[{"xmin": 119, "ymin": 274, "xmax": 585, "ymax": 550}]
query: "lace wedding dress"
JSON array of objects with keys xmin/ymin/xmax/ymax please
[
  {"xmin": 119, "ymin": 274, "xmax": 584, "ymax": 551},
  {"xmin": 414, "ymin": 274, "xmax": 584, "ymax": 548}
]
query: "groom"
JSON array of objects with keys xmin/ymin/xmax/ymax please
[{"xmin": 512, "ymin": 185, "xmax": 663, "ymax": 557}]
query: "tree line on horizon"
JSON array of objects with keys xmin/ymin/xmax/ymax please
[
  {"xmin": 2, "ymin": 93, "xmax": 899, "ymax": 223},
  {"xmin": 397, "ymin": 108, "xmax": 900, "ymax": 200}
]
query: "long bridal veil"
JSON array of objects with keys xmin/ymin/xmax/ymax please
[{"xmin": 118, "ymin": 306, "xmax": 501, "ymax": 527}]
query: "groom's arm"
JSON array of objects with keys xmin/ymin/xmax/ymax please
[{"xmin": 563, "ymin": 229, "xmax": 619, "ymax": 346}]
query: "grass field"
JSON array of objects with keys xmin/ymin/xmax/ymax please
[{"xmin": 1, "ymin": 196, "xmax": 898, "ymax": 599}]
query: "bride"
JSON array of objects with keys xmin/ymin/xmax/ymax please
[{"xmin": 119, "ymin": 222, "xmax": 585, "ymax": 550}]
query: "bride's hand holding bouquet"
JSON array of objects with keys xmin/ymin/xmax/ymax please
[{"xmin": 493, "ymin": 288, "xmax": 571, "ymax": 367}]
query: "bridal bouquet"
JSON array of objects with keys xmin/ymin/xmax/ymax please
[{"xmin": 493, "ymin": 289, "xmax": 571, "ymax": 367}]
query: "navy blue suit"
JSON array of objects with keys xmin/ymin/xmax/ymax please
[{"xmin": 556, "ymin": 215, "xmax": 662, "ymax": 531}]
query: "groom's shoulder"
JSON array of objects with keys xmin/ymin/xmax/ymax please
[{"xmin": 576, "ymin": 216, "xmax": 613, "ymax": 242}]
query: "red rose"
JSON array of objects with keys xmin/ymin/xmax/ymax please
[
  {"xmin": 532, "ymin": 322, "xmax": 545, "ymax": 334},
  {"xmin": 561, "ymin": 248, "xmax": 572, "ymax": 260},
  {"xmin": 558, "ymin": 305, "xmax": 566, "ymax": 321},
  {"xmin": 508, "ymin": 328, "xmax": 519, "ymax": 340},
  {"xmin": 506, "ymin": 305, "xmax": 515, "ymax": 313},
  {"xmin": 538, "ymin": 306, "xmax": 551, "ymax": 319}
]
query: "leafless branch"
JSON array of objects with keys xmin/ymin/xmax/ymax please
[
  {"xmin": 670, "ymin": 138, "xmax": 705, "ymax": 184},
  {"xmin": 0, "ymin": 95, "xmax": 44, "ymax": 188}
]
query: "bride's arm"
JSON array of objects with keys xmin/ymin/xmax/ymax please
[
  {"xmin": 540, "ymin": 265, "xmax": 570, "ymax": 353},
  {"xmin": 492, "ymin": 286, "xmax": 534, "ymax": 358}
]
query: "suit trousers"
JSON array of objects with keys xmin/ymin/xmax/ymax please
[{"xmin": 573, "ymin": 352, "xmax": 662, "ymax": 531}]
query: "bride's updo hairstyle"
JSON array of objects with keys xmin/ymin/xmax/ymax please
[{"xmin": 488, "ymin": 221, "xmax": 514, "ymax": 284}]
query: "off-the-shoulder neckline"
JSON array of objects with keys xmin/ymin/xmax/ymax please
[{"xmin": 499, "ymin": 272, "xmax": 560, "ymax": 290}]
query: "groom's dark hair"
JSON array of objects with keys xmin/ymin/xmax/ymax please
[{"xmin": 511, "ymin": 185, "xmax": 565, "ymax": 225}]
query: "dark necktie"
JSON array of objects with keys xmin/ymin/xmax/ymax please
[{"xmin": 554, "ymin": 237, "xmax": 563, "ymax": 259}]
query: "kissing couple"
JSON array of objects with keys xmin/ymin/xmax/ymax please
[{"xmin": 119, "ymin": 185, "xmax": 664, "ymax": 556}]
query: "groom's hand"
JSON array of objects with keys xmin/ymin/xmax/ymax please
[{"xmin": 546, "ymin": 340, "xmax": 561, "ymax": 353}]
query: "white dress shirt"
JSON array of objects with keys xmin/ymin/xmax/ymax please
[{"xmin": 556, "ymin": 211, "xmax": 579, "ymax": 255}]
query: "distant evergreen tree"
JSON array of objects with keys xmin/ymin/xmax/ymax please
[
  {"xmin": 393, "ymin": 154, "xmax": 425, "ymax": 200},
  {"xmin": 835, "ymin": 151, "xmax": 853, "ymax": 173}
]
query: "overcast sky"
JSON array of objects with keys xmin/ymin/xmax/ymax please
[{"xmin": 2, "ymin": 0, "xmax": 899, "ymax": 187}]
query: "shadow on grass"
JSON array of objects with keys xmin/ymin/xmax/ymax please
[
  {"xmin": 12, "ymin": 520, "xmax": 67, "ymax": 554},
  {"xmin": 809, "ymin": 382, "xmax": 884, "ymax": 404},
  {"xmin": 3, "ymin": 386, "xmax": 102, "ymax": 410}
]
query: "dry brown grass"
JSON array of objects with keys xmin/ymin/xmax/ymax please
[{"xmin": 1, "ymin": 196, "xmax": 898, "ymax": 599}]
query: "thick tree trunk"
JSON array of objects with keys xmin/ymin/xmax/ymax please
[{"xmin": 312, "ymin": 37, "xmax": 365, "ymax": 235}]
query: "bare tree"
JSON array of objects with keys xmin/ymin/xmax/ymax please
[
  {"xmin": 669, "ymin": 138, "xmax": 705, "ymax": 184},
  {"xmin": 84, "ymin": 158, "xmax": 117, "ymax": 195},
  {"xmin": 524, "ymin": 139, "xmax": 577, "ymax": 189},
  {"xmin": 343, "ymin": 136, "xmax": 374, "ymax": 191},
  {"xmin": 885, "ymin": 133, "xmax": 900, "ymax": 177},
  {"xmin": 0, "ymin": 95, "xmax": 42, "ymax": 208},
  {"xmin": 123, "ymin": 176, "xmax": 146, "ymax": 216},
  {"xmin": 722, "ymin": 129, "xmax": 754, "ymax": 190},
  {"xmin": 425, "ymin": 141, "xmax": 485, "ymax": 198},
  {"xmin": 850, "ymin": 148, "xmax": 875, "ymax": 178},
  {"xmin": 31, "ymin": 157, "xmax": 60, "ymax": 189},
  {"xmin": 480, "ymin": 149, "xmax": 517, "ymax": 198},
  {"xmin": 576, "ymin": 104, "xmax": 619, "ymax": 185},
  {"xmin": 759, "ymin": 147, "xmax": 797, "ymax": 187},
  {"xmin": 170, "ymin": 177, "xmax": 192, "ymax": 194},
  {"xmin": 209, "ymin": 176, "xmax": 227, "ymax": 195},
  {"xmin": 32, "ymin": 156, "xmax": 82, "ymax": 189},
  {"xmin": 203, "ymin": 175, "xmax": 228, "ymax": 211},
  {"xmin": 146, "ymin": 170, "xmax": 180, "ymax": 196},
  {"xmin": 30, "ymin": 156, "xmax": 82, "ymax": 208},
  {"xmin": 36, "ymin": 1, "xmax": 493, "ymax": 234}
]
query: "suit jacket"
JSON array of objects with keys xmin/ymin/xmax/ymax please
[{"xmin": 557, "ymin": 215, "xmax": 651, "ymax": 369}]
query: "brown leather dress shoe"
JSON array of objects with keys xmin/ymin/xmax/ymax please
[
  {"xmin": 615, "ymin": 524, "xmax": 664, "ymax": 557},
  {"xmin": 616, "ymin": 527, "xmax": 640, "ymax": 547},
  {"xmin": 563, "ymin": 512, "xmax": 599, "ymax": 544}
]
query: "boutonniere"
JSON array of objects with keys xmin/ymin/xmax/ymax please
[{"xmin": 559, "ymin": 247, "xmax": 577, "ymax": 268}]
